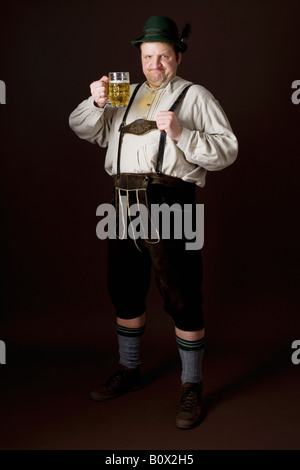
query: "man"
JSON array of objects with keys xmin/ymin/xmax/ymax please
[{"xmin": 69, "ymin": 16, "xmax": 238, "ymax": 429}]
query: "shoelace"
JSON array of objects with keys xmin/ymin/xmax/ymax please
[
  {"xmin": 180, "ymin": 385, "xmax": 201, "ymax": 413},
  {"xmin": 104, "ymin": 369, "xmax": 126, "ymax": 389}
]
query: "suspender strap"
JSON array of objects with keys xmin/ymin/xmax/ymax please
[
  {"xmin": 117, "ymin": 83, "xmax": 142, "ymax": 178},
  {"xmin": 155, "ymin": 84, "xmax": 192, "ymax": 176},
  {"xmin": 116, "ymin": 82, "xmax": 192, "ymax": 178}
]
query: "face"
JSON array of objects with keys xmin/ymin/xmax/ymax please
[{"xmin": 140, "ymin": 42, "xmax": 182, "ymax": 88}]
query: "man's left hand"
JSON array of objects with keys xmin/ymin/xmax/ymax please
[{"xmin": 156, "ymin": 111, "xmax": 183, "ymax": 142}]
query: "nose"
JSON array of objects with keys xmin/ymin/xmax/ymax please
[{"xmin": 152, "ymin": 56, "xmax": 162, "ymax": 69}]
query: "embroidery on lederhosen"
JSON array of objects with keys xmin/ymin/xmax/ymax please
[
  {"xmin": 115, "ymin": 83, "xmax": 193, "ymax": 250},
  {"xmin": 114, "ymin": 178, "xmax": 160, "ymax": 252}
]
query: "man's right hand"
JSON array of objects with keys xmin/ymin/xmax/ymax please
[{"xmin": 90, "ymin": 76, "xmax": 109, "ymax": 108}]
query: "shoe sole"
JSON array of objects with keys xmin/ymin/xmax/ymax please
[
  {"xmin": 176, "ymin": 413, "xmax": 203, "ymax": 429},
  {"xmin": 90, "ymin": 382, "xmax": 143, "ymax": 401},
  {"xmin": 176, "ymin": 419, "xmax": 200, "ymax": 429}
]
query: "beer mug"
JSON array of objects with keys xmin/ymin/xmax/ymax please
[{"xmin": 108, "ymin": 72, "xmax": 130, "ymax": 107}]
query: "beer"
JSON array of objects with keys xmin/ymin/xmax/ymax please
[
  {"xmin": 108, "ymin": 72, "xmax": 130, "ymax": 107},
  {"xmin": 109, "ymin": 81, "xmax": 130, "ymax": 107}
]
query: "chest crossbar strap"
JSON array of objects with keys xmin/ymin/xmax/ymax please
[{"xmin": 116, "ymin": 83, "xmax": 192, "ymax": 178}]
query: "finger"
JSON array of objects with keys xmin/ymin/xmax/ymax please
[
  {"xmin": 99, "ymin": 75, "xmax": 109, "ymax": 83},
  {"xmin": 97, "ymin": 77, "xmax": 109, "ymax": 94},
  {"xmin": 156, "ymin": 119, "xmax": 170, "ymax": 130},
  {"xmin": 98, "ymin": 96, "xmax": 108, "ymax": 105},
  {"xmin": 92, "ymin": 76, "xmax": 109, "ymax": 87},
  {"xmin": 157, "ymin": 111, "xmax": 173, "ymax": 118},
  {"xmin": 90, "ymin": 76, "xmax": 109, "ymax": 92},
  {"xmin": 97, "ymin": 88, "xmax": 107, "ymax": 98},
  {"xmin": 98, "ymin": 81, "xmax": 108, "ymax": 90},
  {"xmin": 156, "ymin": 116, "xmax": 167, "ymax": 128},
  {"xmin": 91, "ymin": 85, "xmax": 108, "ymax": 99},
  {"xmin": 157, "ymin": 112, "xmax": 173, "ymax": 123},
  {"xmin": 156, "ymin": 122, "xmax": 167, "ymax": 131},
  {"xmin": 90, "ymin": 81, "xmax": 106, "ymax": 91},
  {"xmin": 93, "ymin": 96, "xmax": 108, "ymax": 108}
]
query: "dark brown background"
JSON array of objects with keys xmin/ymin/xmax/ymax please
[{"xmin": 0, "ymin": 0, "xmax": 299, "ymax": 452}]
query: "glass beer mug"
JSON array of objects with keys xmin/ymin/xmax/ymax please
[{"xmin": 108, "ymin": 72, "xmax": 130, "ymax": 107}]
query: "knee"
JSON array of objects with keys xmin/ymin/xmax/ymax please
[{"xmin": 164, "ymin": 298, "xmax": 204, "ymax": 331}]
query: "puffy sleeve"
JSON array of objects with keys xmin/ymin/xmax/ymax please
[
  {"xmin": 177, "ymin": 87, "xmax": 238, "ymax": 171},
  {"xmin": 68, "ymin": 96, "xmax": 116, "ymax": 147}
]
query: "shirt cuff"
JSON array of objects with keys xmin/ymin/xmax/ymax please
[
  {"xmin": 86, "ymin": 96, "xmax": 106, "ymax": 125},
  {"xmin": 177, "ymin": 127, "xmax": 193, "ymax": 156}
]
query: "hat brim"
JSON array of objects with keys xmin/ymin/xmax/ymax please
[{"xmin": 131, "ymin": 35, "xmax": 187, "ymax": 52}]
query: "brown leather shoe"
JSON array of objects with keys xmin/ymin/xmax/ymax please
[
  {"xmin": 90, "ymin": 365, "xmax": 142, "ymax": 401},
  {"xmin": 176, "ymin": 382, "xmax": 203, "ymax": 429}
]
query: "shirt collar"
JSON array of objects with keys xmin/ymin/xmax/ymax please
[{"xmin": 144, "ymin": 76, "xmax": 179, "ymax": 93}]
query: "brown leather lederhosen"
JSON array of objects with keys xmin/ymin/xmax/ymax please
[
  {"xmin": 113, "ymin": 83, "xmax": 194, "ymax": 245},
  {"xmin": 107, "ymin": 83, "xmax": 204, "ymax": 330}
]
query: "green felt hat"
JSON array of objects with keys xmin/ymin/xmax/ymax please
[{"xmin": 131, "ymin": 16, "xmax": 189, "ymax": 53}]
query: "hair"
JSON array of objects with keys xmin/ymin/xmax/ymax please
[{"xmin": 173, "ymin": 45, "xmax": 181, "ymax": 59}]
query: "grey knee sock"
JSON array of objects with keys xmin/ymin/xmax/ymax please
[
  {"xmin": 176, "ymin": 336, "xmax": 205, "ymax": 384},
  {"xmin": 117, "ymin": 324, "xmax": 145, "ymax": 369}
]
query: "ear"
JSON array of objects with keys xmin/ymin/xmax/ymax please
[{"xmin": 177, "ymin": 52, "xmax": 183, "ymax": 66}]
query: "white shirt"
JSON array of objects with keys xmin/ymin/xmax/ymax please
[{"xmin": 69, "ymin": 76, "xmax": 238, "ymax": 187}]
